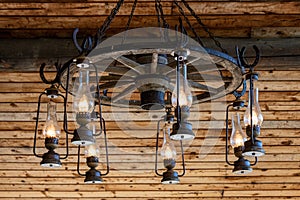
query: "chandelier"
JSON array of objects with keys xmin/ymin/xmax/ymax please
[{"xmin": 33, "ymin": 0, "xmax": 265, "ymax": 184}]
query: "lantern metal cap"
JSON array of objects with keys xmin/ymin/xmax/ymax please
[
  {"xmin": 170, "ymin": 122, "xmax": 195, "ymax": 140},
  {"xmin": 71, "ymin": 126, "xmax": 95, "ymax": 146},
  {"xmin": 140, "ymin": 90, "xmax": 165, "ymax": 110}
]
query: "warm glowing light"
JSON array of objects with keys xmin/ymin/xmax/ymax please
[
  {"xmin": 230, "ymin": 113, "xmax": 247, "ymax": 148},
  {"xmin": 73, "ymin": 69, "xmax": 94, "ymax": 113},
  {"xmin": 230, "ymin": 131, "xmax": 246, "ymax": 148},
  {"xmin": 78, "ymin": 95, "xmax": 90, "ymax": 112},
  {"xmin": 43, "ymin": 124, "xmax": 59, "ymax": 138},
  {"xmin": 161, "ymin": 127, "xmax": 176, "ymax": 160},
  {"xmin": 244, "ymin": 88, "xmax": 263, "ymax": 127},
  {"xmin": 43, "ymin": 101, "xmax": 60, "ymax": 138},
  {"xmin": 85, "ymin": 143, "xmax": 100, "ymax": 157},
  {"xmin": 171, "ymin": 87, "xmax": 193, "ymax": 107},
  {"xmin": 171, "ymin": 65, "xmax": 193, "ymax": 108}
]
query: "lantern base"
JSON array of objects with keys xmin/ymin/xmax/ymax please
[
  {"xmin": 170, "ymin": 122, "xmax": 195, "ymax": 140},
  {"xmin": 161, "ymin": 169, "xmax": 179, "ymax": 184},
  {"xmin": 71, "ymin": 126, "xmax": 95, "ymax": 146},
  {"xmin": 232, "ymin": 157, "xmax": 252, "ymax": 175},
  {"xmin": 40, "ymin": 150, "xmax": 62, "ymax": 168},
  {"xmin": 84, "ymin": 168, "xmax": 103, "ymax": 184}
]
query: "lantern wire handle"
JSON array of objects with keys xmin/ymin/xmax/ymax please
[
  {"xmin": 76, "ymin": 119, "xmax": 110, "ymax": 177},
  {"xmin": 155, "ymin": 119, "xmax": 164, "ymax": 176},
  {"xmin": 33, "ymin": 92, "xmax": 44, "ymax": 158},
  {"xmin": 155, "ymin": 118, "xmax": 186, "ymax": 177},
  {"xmin": 225, "ymin": 104, "xmax": 234, "ymax": 166},
  {"xmin": 178, "ymin": 140, "xmax": 186, "ymax": 177},
  {"xmin": 62, "ymin": 61, "xmax": 74, "ymax": 135},
  {"xmin": 101, "ymin": 118, "xmax": 110, "ymax": 176}
]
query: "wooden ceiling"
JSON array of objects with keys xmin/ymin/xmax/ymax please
[
  {"xmin": 0, "ymin": 0, "xmax": 299, "ymax": 38},
  {"xmin": 0, "ymin": 0, "xmax": 300, "ymax": 199}
]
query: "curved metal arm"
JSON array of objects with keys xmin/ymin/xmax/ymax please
[
  {"xmin": 155, "ymin": 119, "xmax": 164, "ymax": 176},
  {"xmin": 236, "ymin": 46, "xmax": 246, "ymax": 75},
  {"xmin": 225, "ymin": 104, "xmax": 234, "ymax": 166},
  {"xmin": 250, "ymin": 157, "xmax": 258, "ymax": 166},
  {"xmin": 91, "ymin": 63, "xmax": 103, "ymax": 135},
  {"xmin": 73, "ymin": 28, "xmax": 83, "ymax": 53},
  {"xmin": 233, "ymin": 79, "xmax": 247, "ymax": 99},
  {"xmin": 77, "ymin": 145, "xmax": 86, "ymax": 177},
  {"xmin": 62, "ymin": 61, "xmax": 73, "ymax": 135},
  {"xmin": 100, "ymin": 118, "xmax": 110, "ymax": 176},
  {"xmin": 178, "ymin": 140, "xmax": 186, "ymax": 177},
  {"xmin": 33, "ymin": 92, "xmax": 45, "ymax": 158},
  {"xmin": 57, "ymin": 93, "xmax": 69, "ymax": 160}
]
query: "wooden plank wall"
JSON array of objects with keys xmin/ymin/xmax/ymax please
[
  {"xmin": 0, "ymin": 0, "xmax": 300, "ymax": 199},
  {"xmin": 0, "ymin": 0, "xmax": 300, "ymax": 38},
  {"xmin": 0, "ymin": 37, "xmax": 299, "ymax": 199}
]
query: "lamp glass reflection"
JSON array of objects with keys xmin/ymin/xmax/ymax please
[
  {"xmin": 85, "ymin": 143, "xmax": 100, "ymax": 158},
  {"xmin": 230, "ymin": 113, "xmax": 247, "ymax": 148},
  {"xmin": 244, "ymin": 88, "xmax": 263, "ymax": 128},
  {"xmin": 161, "ymin": 126, "xmax": 177, "ymax": 168},
  {"xmin": 171, "ymin": 65, "xmax": 192, "ymax": 108},
  {"xmin": 43, "ymin": 101, "xmax": 60, "ymax": 139},
  {"xmin": 73, "ymin": 68, "xmax": 94, "ymax": 113}
]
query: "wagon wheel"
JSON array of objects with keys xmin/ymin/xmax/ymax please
[{"xmin": 60, "ymin": 42, "xmax": 243, "ymax": 109}]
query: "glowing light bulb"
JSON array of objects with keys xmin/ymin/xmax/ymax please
[
  {"xmin": 161, "ymin": 127, "xmax": 176, "ymax": 160},
  {"xmin": 230, "ymin": 113, "xmax": 247, "ymax": 148},
  {"xmin": 73, "ymin": 68, "xmax": 94, "ymax": 113},
  {"xmin": 43, "ymin": 101, "xmax": 60, "ymax": 139},
  {"xmin": 78, "ymin": 95, "xmax": 90, "ymax": 112},
  {"xmin": 244, "ymin": 88, "xmax": 263, "ymax": 127},
  {"xmin": 84, "ymin": 143, "xmax": 100, "ymax": 158},
  {"xmin": 171, "ymin": 64, "xmax": 193, "ymax": 108}
]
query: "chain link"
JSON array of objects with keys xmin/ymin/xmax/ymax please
[
  {"xmin": 155, "ymin": 0, "xmax": 169, "ymax": 29},
  {"xmin": 180, "ymin": 0, "xmax": 227, "ymax": 53},
  {"xmin": 155, "ymin": 0, "xmax": 170, "ymax": 42},
  {"xmin": 174, "ymin": 0, "xmax": 204, "ymax": 47},
  {"xmin": 96, "ymin": 0, "xmax": 124, "ymax": 45},
  {"xmin": 122, "ymin": 0, "xmax": 138, "ymax": 44}
]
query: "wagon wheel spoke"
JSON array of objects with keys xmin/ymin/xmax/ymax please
[
  {"xmin": 113, "ymin": 55, "xmax": 145, "ymax": 74},
  {"xmin": 101, "ymin": 66, "xmax": 138, "ymax": 77},
  {"xmin": 99, "ymin": 81, "xmax": 133, "ymax": 90},
  {"xmin": 150, "ymin": 52, "xmax": 158, "ymax": 74},
  {"xmin": 112, "ymin": 83, "xmax": 137, "ymax": 102},
  {"xmin": 188, "ymin": 80, "xmax": 218, "ymax": 94}
]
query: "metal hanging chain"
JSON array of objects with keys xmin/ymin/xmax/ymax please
[
  {"xmin": 122, "ymin": 0, "xmax": 138, "ymax": 44},
  {"xmin": 155, "ymin": 0, "xmax": 170, "ymax": 42},
  {"xmin": 173, "ymin": 0, "xmax": 204, "ymax": 47},
  {"xmin": 155, "ymin": 0, "xmax": 162, "ymax": 28},
  {"xmin": 180, "ymin": 0, "xmax": 227, "ymax": 53},
  {"xmin": 155, "ymin": 0, "xmax": 170, "ymax": 29},
  {"xmin": 96, "ymin": 0, "xmax": 125, "ymax": 45}
]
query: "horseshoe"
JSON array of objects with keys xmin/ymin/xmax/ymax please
[
  {"xmin": 72, "ymin": 28, "xmax": 94, "ymax": 54},
  {"xmin": 238, "ymin": 45, "xmax": 260, "ymax": 70},
  {"xmin": 39, "ymin": 62, "xmax": 61, "ymax": 85}
]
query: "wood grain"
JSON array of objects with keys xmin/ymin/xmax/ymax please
[{"xmin": 0, "ymin": 1, "xmax": 300, "ymax": 199}]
